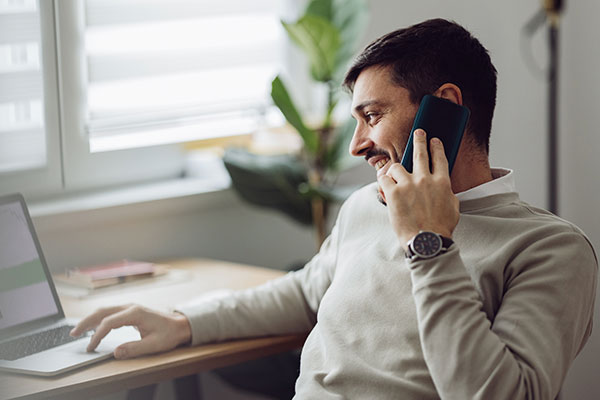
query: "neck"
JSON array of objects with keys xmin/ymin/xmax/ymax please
[{"xmin": 450, "ymin": 153, "xmax": 493, "ymax": 194}]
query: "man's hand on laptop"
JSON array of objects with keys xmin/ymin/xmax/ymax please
[{"xmin": 70, "ymin": 304, "xmax": 192, "ymax": 359}]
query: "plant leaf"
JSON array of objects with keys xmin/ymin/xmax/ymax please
[
  {"xmin": 282, "ymin": 15, "xmax": 340, "ymax": 82},
  {"xmin": 302, "ymin": 0, "xmax": 369, "ymax": 84},
  {"xmin": 325, "ymin": 117, "xmax": 358, "ymax": 171},
  {"xmin": 332, "ymin": 0, "xmax": 369, "ymax": 75},
  {"xmin": 305, "ymin": 0, "xmax": 333, "ymax": 21},
  {"xmin": 271, "ymin": 76, "xmax": 319, "ymax": 154},
  {"xmin": 222, "ymin": 148, "xmax": 313, "ymax": 225}
]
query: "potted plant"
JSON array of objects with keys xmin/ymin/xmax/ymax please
[{"xmin": 224, "ymin": 0, "xmax": 369, "ymax": 247}]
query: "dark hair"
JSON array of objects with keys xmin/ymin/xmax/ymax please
[{"xmin": 343, "ymin": 19, "xmax": 497, "ymax": 153}]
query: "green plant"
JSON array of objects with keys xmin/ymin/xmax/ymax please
[{"xmin": 223, "ymin": 0, "xmax": 368, "ymax": 247}]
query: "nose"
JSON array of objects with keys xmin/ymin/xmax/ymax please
[{"xmin": 349, "ymin": 123, "xmax": 373, "ymax": 157}]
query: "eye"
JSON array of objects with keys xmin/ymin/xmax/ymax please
[{"xmin": 364, "ymin": 111, "xmax": 380, "ymax": 125}]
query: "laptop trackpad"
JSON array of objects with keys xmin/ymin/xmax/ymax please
[{"xmin": 0, "ymin": 326, "xmax": 140, "ymax": 376}]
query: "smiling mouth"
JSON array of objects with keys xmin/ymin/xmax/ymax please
[{"xmin": 375, "ymin": 157, "xmax": 390, "ymax": 171}]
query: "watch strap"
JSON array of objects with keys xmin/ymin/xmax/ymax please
[{"xmin": 439, "ymin": 235, "xmax": 454, "ymax": 250}]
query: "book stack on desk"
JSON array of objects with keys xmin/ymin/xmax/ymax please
[{"xmin": 55, "ymin": 260, "xmax": 168, "ymax": 289}]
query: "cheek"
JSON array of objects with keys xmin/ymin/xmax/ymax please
[{"xmin": 380, "ymin": 119, "xmax": 413, "ymax": 160}]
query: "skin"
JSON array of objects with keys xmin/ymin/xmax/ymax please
[
  {"xmin": 72, "ymin": 64, "xmax": 494, "ymax": 359},
  {"xmin": 70, "ymin": 305, "xmax": 192, "ymax": 358},
  {"xmin": 349, "ymin": 65, "xmax": 493, "ymax": 247}
]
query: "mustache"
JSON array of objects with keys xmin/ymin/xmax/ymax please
[{"xmin": 364, "ymin": 149, "xmax": 391, "ymax": 162}]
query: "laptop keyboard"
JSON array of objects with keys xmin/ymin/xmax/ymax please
[{"xmin": 0, "ymin": 324, "xmax": 87, "ymax": 361}]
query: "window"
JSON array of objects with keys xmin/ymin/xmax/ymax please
[
  {"xmin": 84, "ymin": 0, "xmax": 283, "ymax": 152},
  {"xmin": 0, "ymin": 0, "xmax": 62, "ymax": 197},
  {"xmin": 0, "ymin": 0, "xmax": 45, "ymax": 173},
  {"xmin": 0, "ymin": 0, "xmax": 285, "ymax": 197}
]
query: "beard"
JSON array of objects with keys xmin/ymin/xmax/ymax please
[
  {"xmin": 377, "ymin": 190, "xmax": 387, "ymax": 206},
  {"xmin": 375, "ymin": 178, "xmax": 388, "ymax": 206},
  {"xmin": 366, "ymin": 132, "xmax": 411, "ymax": 206}
]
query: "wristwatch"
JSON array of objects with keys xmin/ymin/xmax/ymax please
[{"xmin": 405, "ymin": 231, "xmax": 454, "ymax": 261}]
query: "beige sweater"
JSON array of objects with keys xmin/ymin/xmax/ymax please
[{"xmin": 177, "ymin": 183, "xmax": 597, "ymax": 399}]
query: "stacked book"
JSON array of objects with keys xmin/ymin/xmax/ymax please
[{"xmin": 55, "ymin": 260, "xmax": 168, "ymax": 289}]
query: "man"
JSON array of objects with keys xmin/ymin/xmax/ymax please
[{"xmin": 71, "ymin": 19, "xmax": 597, "ymax": 399}]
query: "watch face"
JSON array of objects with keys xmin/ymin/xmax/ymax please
[{"xmin": 413, "ymin": 232, "xmax": 442, "ymax": 257}]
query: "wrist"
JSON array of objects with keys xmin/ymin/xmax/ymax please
[
  {"xmin": 400, "ymin": 230, "xmax": 420, "ymax": 252},
  {"xmin": 172, "ymin": 312, "xmax": 192, "ymax": 346},
  {"xmin": 400, "ymin": 229, "xmax": 453, "ymax": 251},
  {"xmin": 404, "ymin": 231, "xmax": 454, "ymax": 261}
]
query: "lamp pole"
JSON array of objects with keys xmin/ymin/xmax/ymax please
[{"xmin": 544, "ymin": 0, "xmax": 564, "ymax": 215}]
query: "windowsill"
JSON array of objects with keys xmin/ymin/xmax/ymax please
[
  {"xmin": 32, "ymin": 175, "xmax": 231, "ymax": 217},
  {"xmin": 27, "ymin": 174, "xmax": 236, "ymax": 235},
  {"xmin": 26, "ymin": 127, "xmax": 306, "ymax": 219},
  {"xmin": 28, "ymin": 148, "xmax": 235, "ymax": 220}
]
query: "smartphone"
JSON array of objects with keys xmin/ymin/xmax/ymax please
[{"xmin": 400, "ymin": 94, "xmax": 470, "ymax": 175}]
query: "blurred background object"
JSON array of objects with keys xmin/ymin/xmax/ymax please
[{"xmin": 224, "ymin": 0, "xmax": 369, "ymax": 248}]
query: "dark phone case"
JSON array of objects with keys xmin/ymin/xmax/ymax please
[{"xmin": 400, "ymin": 95, "xmax": 470, "ymax": 174}]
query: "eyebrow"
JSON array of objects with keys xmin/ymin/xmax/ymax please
[{"xmin": 352, "ymin": 100, "xmax": 387, "ymax": 115}]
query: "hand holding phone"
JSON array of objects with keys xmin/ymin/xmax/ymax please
[{"xmin": 400, "ymin": 95, "xmax": 470, "ymax": 175}]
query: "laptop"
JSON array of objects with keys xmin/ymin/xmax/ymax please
[{"xmin": 0, "ymin": 193, "xmax": 139, "ymax": 376}]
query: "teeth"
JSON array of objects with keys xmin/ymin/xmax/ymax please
[{"xmin": 375, "ymin": 158, "xmax": 389, "ymax": 170}]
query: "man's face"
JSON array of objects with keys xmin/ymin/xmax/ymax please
[{"xmin": 349, "ymin": 66, "xmax": 419, "ymax": 182}]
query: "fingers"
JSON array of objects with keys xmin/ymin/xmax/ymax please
[
  {"xmin": 114, "ymin": 336, "xmax": 158, "ymax": 359},
  {"xmin": 430, "ymin": 137, "xmax": 449, "ymax": 177},
  {"xmin": 378, "ymin": 172, "xmax": 396, "ymax": 193},
  {"xmin": 70, "ymin": 305, "xmax": 129, "ymax": 337},
  {"xmin": 412, "ymin": 130, "xmax": 449, "ymax": 177},
  {"xmin": 378, "ymin": 162, "xmax": 409, "ymax": 206},
  {"xmin": 381, "ymin": 162, "xmax": 410, "ymax": 185},
  {"xmin": 412, "ymin": 129, "xmax": 429, "ymax": 174},
  {"xmin": 86, "ymin": 306, "xmax": 142, "ymax": 352},
  {"xmin": 114, "ymin": 312, "xmax": 191, "ymax": 359},
  {"xmin": 71, "ymin": 304, "xmax": 179, "ymax": 359}
]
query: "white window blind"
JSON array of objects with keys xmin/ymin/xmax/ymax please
[
  {"xmin": 0, "ymin": 0, "xmax": 46, "ymax": 173},
  {"xmin": 83, "ymin": 0, "xmax": 284, "ymax": 153}
]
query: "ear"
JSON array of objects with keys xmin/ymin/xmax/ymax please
[{"xmin": 433, "ymin": 83, "xmax": 463, "ymax": 105}]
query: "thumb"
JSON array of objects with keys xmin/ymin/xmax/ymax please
[{"xmin": 114, "ymin": 338, "xmax": 157, "ymax": 359}]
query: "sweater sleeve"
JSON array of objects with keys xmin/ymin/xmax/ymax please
[
  {"xmin": 408, "ymin": 230, "xmax": 598, "ymax": 400},
  {"xmin": 174, "ymin": 222, "xmax": 340, "ymax": 346}
]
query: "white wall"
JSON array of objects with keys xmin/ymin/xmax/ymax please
[
  {"xmin": 34, "ymin": 189, "xmax": 316, "ymax": 274},
  {"xmin": 32, "ymin": 161, "xmax": 374, "ymax": 274},
  {"xmin": 559, "ymin": 1, "xmax": 600, "ymax": 398},
  {"xmin": 363, "ymin": 0, "xmax": 548, "ymax": 207},
  {"xmin": 33, "ymin": 1, "xmax": 599, "ymax": 398},
  {"xmin": 363, "ymin": 2, "xmax": 600, "ymax": 398}
]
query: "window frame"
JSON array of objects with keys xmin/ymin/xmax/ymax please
[
  {"xmin": 1, "ymin": 0, "xmax": 302, "ymax": 200},
  {"xmin": 0, "ymin": 0, "xmax": 63, "ymax": 199},
  {"xmin": 54, "ymin": 0, "xmax": 184, "ymax": 193}
]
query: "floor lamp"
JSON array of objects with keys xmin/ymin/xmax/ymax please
[{"xmin": 523, "ymin": 0, "xmax": 565, "ymax": 215}]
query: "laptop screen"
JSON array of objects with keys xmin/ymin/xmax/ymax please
[{"xmin": 0, "ymin": 195, "xmax": 60, "ymax": 331}]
